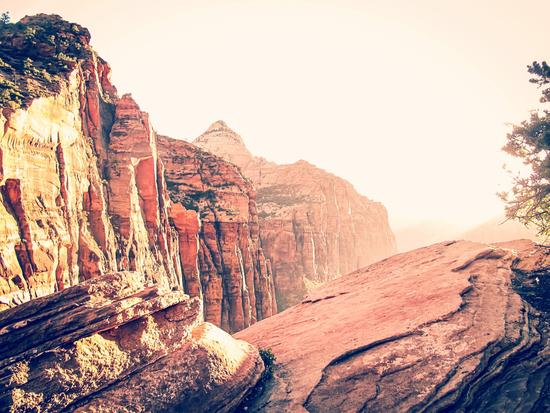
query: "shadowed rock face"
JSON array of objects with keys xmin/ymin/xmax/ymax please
[
  {"xmin": 193, "ymin": 121, "xmax": 396, "ymax": 310},
  {"xmin": 236, "ymin": 239, "xmax": 550, "ymax": 412},
  {"xmin": 0, "ymin": 271, "xmax": 263, "ymax": 412},
  {"xmin": 157, "ymin": 135, "xmax": 277, "ymax": 333},
  {"xmin": 0, "ymin": 15, "xmax": 275, "ymax": 332}
]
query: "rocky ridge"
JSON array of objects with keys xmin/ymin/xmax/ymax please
[
  {"xmin": 194, "ymin": 121, "xmax": 396, "ymax": 309},
  {"xmin": 236, "ymin": 239, "xmax": 550, "ymax": 412},
  {"xmin": 0, "ymin": 271, "xmax": 263, "ymax": 412},
  {"xmin": 0, "ymin": 14, "xmax": 275, "ymax": 332},
  {"xmin": 157, "ymin": 135, "xmax": 276, "ymax": 332}
]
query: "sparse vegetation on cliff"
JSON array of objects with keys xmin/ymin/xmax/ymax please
[
  {"xmin": 502, "ymin": 61, "xmax": 550, "ymax": 236},
  {"xmin": 236, "ymin": 347, "xmax": 277, "ymax": 412},
  {"xmin": 259, "ymin": 347, "xmax": 276, "ymax": 379},
  {"xmin": 0, "ymin": 14, "xmax": 92, "ymax": 109},
  {"xmin": 257, "ymin": 185, "xmax": 310, "ymax": 207}
]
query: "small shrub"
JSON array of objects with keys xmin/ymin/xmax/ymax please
[
  {"xmin": 23, "ymin": 58, "xmax": 33, "ymax": 70},
  {"xmin": 258, "ymin": 211, "xmax": 272, "ymax": 220},
  {"xmin": 41, "ymin": 69, "xmax": 52, "ymax": 82},
  {"xmin": 259, "ymin": 347, "xmax": 276, "ymax": 379},
  {"xmin": 23, "ymin": 26, "xmax": 37, "ymax": 39},
  {"xmin": 56, "ymin": 52, "xmax": 76, "ymax": 63},
  {"xmin": 0, "ymin": 12, "xmax": 10, "ymax": 25},
  {"xmin": 235, "ymin": 347, "xmax": 277, "ymax": 411}
]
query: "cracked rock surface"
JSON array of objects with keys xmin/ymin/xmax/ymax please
[
  {"xmin": 235, "ymin": 239, "xmax": 550, "ymax": 412},
  {"xmin": 0, "ymin": 271, "xmax": 263, "ymax": 413}
]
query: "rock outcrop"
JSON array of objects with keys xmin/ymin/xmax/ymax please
[
  {"xmin": 0, "ymin": 15, "xmax": 275, "ymax": 331},
  {"xmin": 194, "ymin": 121, "xmax": 396, "ymax": 309},
  {"xmin": 0, "ymin": 271, "xmax": 263, "ymax": 412},
  {"xmin": 157, "ymin": 135, "xmax": 276, "ymax": 332},
  {"xmin": 236, "ymin": 239, "xmax": 550, "ymax": 412}
]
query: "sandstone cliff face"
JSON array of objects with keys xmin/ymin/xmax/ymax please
[
  {"xmin": 0, "ymin": 15, "xmax": 178, "ymax": 306},
  {"xmin": 0, "ymin": 15, "xmax": 274, "ymax": 332},
  {"xmin": 157, "ymin": 135, "xmax": 276, "ymax": 332},
  {"xmin": 0, "ymin": 271, "xmax": 263, "ymax": 412},
  {"xmin": 236, "ymin": 239, "xmax": 550, "ymax": 412},
  {"xmin": 194, "ymin": 121, "xmax": 396, "ymax": 309},
  {"xmin": 0, "ymin": 15, "xmax": 120, "ymax": 306}
]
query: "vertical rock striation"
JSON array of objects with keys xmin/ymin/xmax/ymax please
[
  {"xmin": 0, "ymin": 14, "xmax": 274, "ymax": 331},
  {"xmin": 158, "ymin": 135, "xmax": 276, "ymax": 332},
  {"xmin": 106, "ymin": 94, "xmax": 180, "ymax": 288},
  {"xmin": 0, "ymin": 16, "xmax": 118, "ymax": 306},
  {"xmin": 194, "ymin": 121, "xmax": 396, "ymax": 309}
]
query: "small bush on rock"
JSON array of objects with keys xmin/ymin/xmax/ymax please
[{"xmin": 259, "ymin": 347, "xmax": 276, "ymax": 380}]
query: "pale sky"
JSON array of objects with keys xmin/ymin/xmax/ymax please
[{"xmin": 7, "ymin": 1, "xmax": 550, "ymax": 230}]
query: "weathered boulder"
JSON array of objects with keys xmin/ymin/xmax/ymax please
[
  {"xmin": 0, "ymin": 271, "xmax": 263, "ymax": 412},
  {"xmin": 236, "ymin": 239, "xmax": 550, "ymax": 412},
  {"xmin": 193, "ymin": 121, "xmax": 396, "ymax": 310}
]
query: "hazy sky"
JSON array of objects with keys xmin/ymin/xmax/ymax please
[{"xmin": 7, "ymin": 1, "xmax": 550, "ymax": 229}]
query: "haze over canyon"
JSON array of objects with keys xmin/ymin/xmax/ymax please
[{"xmin": 0, "ymin": 5, "xmax": 548, "ymax": 413}]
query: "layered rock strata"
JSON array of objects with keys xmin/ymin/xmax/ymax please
[
  {"xmin": 236, "ymin": 239, "xmax": 550, "ymax": 412},
  {"xmin": 0, "ymin": 271, "xmax": 263, "ymax": 412},
  {"xmin": 158, "ymin": 135, "xmax": 276, "ymax": 332},
  {"xmin": 0, "ymin": 15, "xmax": 275, "ymax": 331},
  {"xmin": 194, "ymin": 121, "xmax": 396, "ymax": 309}
]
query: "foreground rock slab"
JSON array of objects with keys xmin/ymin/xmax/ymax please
[
  {"xmin": 0, "ymin": 271, "xmax": 263, "ymax": 412},
  {"xmin": 236, "ymin": 239, "xmax": 549, "ymax": 412}
]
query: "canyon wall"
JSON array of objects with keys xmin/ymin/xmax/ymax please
[
  {"xmin": 194, "ymin": 121, "xmax": 396, "ymax": 309},
  {"xmin": 158, "ymin": 135, "xmax": 276, "ymax": 332},
  {"xmin": 0, "ymin": 14, "xmax": 274, "ymax": 332}
]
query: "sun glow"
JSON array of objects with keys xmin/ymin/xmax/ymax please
[{"xmin": 6, "ymin": 0, "xmax": 550, "ymax": 232}]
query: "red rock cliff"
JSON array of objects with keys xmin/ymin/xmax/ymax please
[
  {"xmin": 0, "ymin": 15, "xmax": 273, "ymax": 332},
  {"xmin": 157, "ymin": 135, "xmax": 277, "ymax": 332},
  {"xmin": 194, "ymin": 121, "xmax": 397, "ymax": 309}
]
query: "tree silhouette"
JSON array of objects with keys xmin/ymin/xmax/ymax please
[
  {"xmin": 0, "ymin": 12, "xmax": 10, "ymax": 25},
  {"xmin": 501, "ymin": 61, "xmax": 550, "ymax": 236}
]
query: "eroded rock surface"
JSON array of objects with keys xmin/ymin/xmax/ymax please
[
  {"xmin": 194, "ymin": 121, "xmax": 396, "ymax": 309},
  {"xmin": 236, "ymin": 239, "xmax": 550, "ymax": 412},
  {"xmin": 0, "ymin": 15, "xmax": 275, "ymax": 331},
  {"xmin": 0, "ymin": 271, "xmax": 263, "ymax": 413},
  {"xmin": 158, "ymin": 135, "xmax": 277, "ymax": 332}
]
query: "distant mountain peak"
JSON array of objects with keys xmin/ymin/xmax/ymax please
[
  {"xmin": 193, "ymin": 120, "xmax": 252, "ymax": 167},
  {"xmin": 206, "ymin": 120, "xmax": 230, "ymax": 132}
]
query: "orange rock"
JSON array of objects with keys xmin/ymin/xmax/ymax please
[
  {"xmin": 158, "ymin": 135, "xmax": 277, "ymax": 332},
  {"xmin": 0, "ymin": 271, "xmax": 262, "ymax": 412},
  {"xmin": 194, "ymin": 121, "xmax": 397, "ymax": 309},
  {"xmin": 106, "ymin": 94, "xmax": 180, "ymax": 288},
  {"xmin": 236, "ymin": 240, "xmax": 550, "ymax": 412},
  {"xmin": 0, "ymin": 16, "xmax": 274, "ymax": 333}
]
